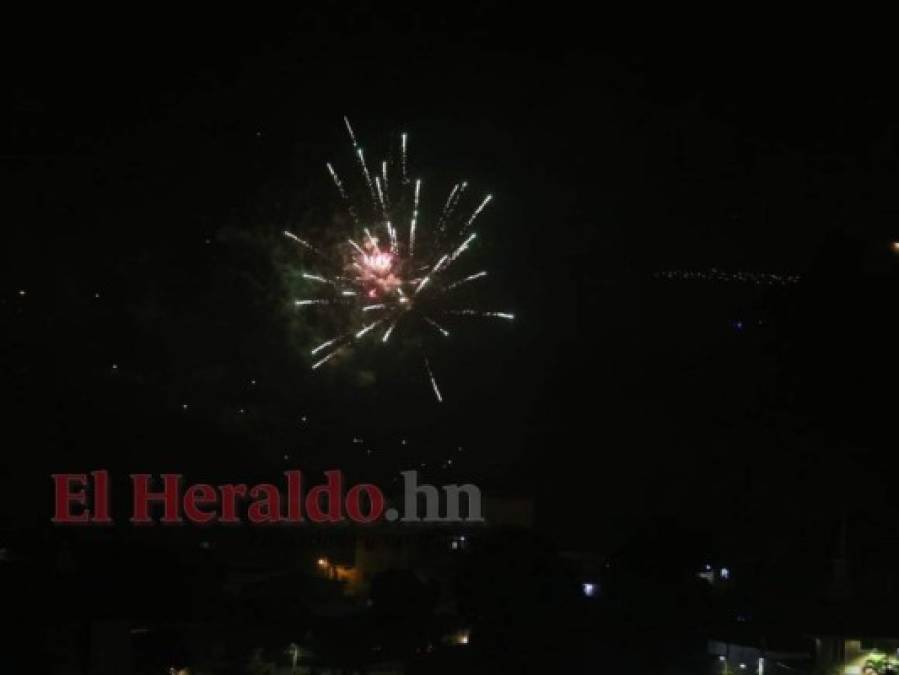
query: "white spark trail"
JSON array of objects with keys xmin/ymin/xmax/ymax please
[
  {"xmin": 357, "ymin": 147, "xmax": 376, "ymax": 201},
  {"xmin": 355, "ymin": 320, "xmax": 383, "ymax": 339},
  {"xmin": 302, "ymin": 273, "xmax": 334, "ymax": 285},
  {"xmin": 284, "ymin": 231, "xmax": 324, "ymax": 257},
  {"xmin": 461, "ymin": 194, "xmax": 493, "ymax": 233},
  {"xmin": 425, "ymin": 358, "xmax": 443, "ymax": 403},
  {"xmin": 409, "ymin": 178, "xmax": 421, "ymax": 258},
  {"xmin": 311, "ymin": 336, "xmax": 340, "ymax": 355},
  {"xmin": 375, "ymin": 176, "xmax": 387, "ymax": 214},
  {"xmin": 382, "ymin": 319, "xmax": 399, "ymax": 343},
  {"xmin": 447, "ymin": 232, "xmax": 477, "ymax": 265},
  {"xmin": 326, "ymin": 162, "xmax": 349, "ymax": 200},
  {"xmin": 424, "ymin": 316, "xmax": 450, "ymax": 337},
  {"xmin": 312, "ymin": 349, "xmax": 342, "ymax": 369},
  {"xmin": 387, "ymin": 220, "xmax": 398, "ymax": 253},
  {"xmin": 326, "ymin": 162, "xmax": 360, "ymax": 225},
  {"xmin": 344, "ymin": 116, "xmax": 358, "ymax": 146},
  {"xmin": 437, "ymin": 183, "xmax": 463, "ymax": 231},
  {"xmin": 415, "ymin": 254, "xmax": 449, "ymax": 294},
  {"xmin": 363, "ymin": 228, "xmax": 378, "ymax": 248},
  {"xmin": 348, "ymin": 239, "xmax": 366, "ymax": 256},
  {"xmin": 400, "ymin": 133, "xmax": 408, "ymax": 183},
  {"xmin": 447, "ymin": 271, "xmax": 488, "ymax": 290},
  {"xmin": 295, "ymin": 299, "xmax": 331, "ymax": 307}
]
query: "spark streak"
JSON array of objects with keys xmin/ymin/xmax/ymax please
[
  {"xmin": 447, "ymin": 271, "xmax": 488, "ymax": 290},
  {"xmin": 409, "ymin": 178, "xmax": 421, "ymax": 258},
  {"xmin": 312, "ymin": 349, "xmax": 342, "ymax": 369},
  {"xmin": 382, "ymin": 319, "xmax": 399, "ymax": 343},
  {"xmin": 425, "ymin": 316, "xmax": 451, "ymax": 337},
  {"xmin": 461, "ymin": 194, "xmax": 493, "ymax": 233},
  {"xmin": 344, "ymin": 116, "xmax": 358, "ymax": 146},
  {"xmin": 357, "ymin": 147, "xmax": 375, "ymax": 200},
  {"xmin": 438, "ymin": 182, "xmax": 466, "ymax": 232},
  {"xmin": 284, "ymin": 231, "xmax": 324, "ymax": 257},
  {"xmin": 425, "ymin": 358, "xmax": 443, "ymax": 403},
  {"xmin": 375, "ymin": 176, "xmax": 387, "ymax": 213},
  {"xmin": 401, "ymin": 133, "xmax": 408, "ymax": 182},
  {"xmin": 302, "ymin": 273, "xmax": 333, "ymax": 285},
  {"xmin": 326, "ymin": 163, "xmax": 349, "ymax": 200},
  {"xmin": 355, "ymin": 320, "xmax": 383, "ymax": 339},
  {"xmin": 448, "ymin": 232, "xmax": 477, "ymax": 265},
  {"xmin": 415, "ymin": 254, "xmax": 449, "ymax": 294},
  {"xmin": 311, "ymin": 336, "xmax": 340, "ymax": 355}
]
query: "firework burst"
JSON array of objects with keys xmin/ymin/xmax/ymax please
[{"xmin": 284, "ymin": 118, "xmax": 514, "ymax": 400}]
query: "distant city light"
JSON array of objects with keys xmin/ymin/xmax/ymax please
[
  {"xmin": 720, "ymin": 567, "xmax": 730, "ymax": 580},
  {"xmin": 892, "ymin": 241, "xmax": 899, "ymax": 253},
  {"xmin": 582, "ymin": 582, "xmax": 597, "ymax": 598}
]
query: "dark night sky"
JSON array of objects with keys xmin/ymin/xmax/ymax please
[{"xmin": 5, "ymin": 8, "xmax": 899, "ymax": 557}]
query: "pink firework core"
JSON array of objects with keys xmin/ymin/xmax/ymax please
[{"xmin": 364, "ymin": 251, "xmax": 393, "ymax": 275}]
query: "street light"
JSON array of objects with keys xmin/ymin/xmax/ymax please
[{"xmin": 317, "ymin": 557, "xmax": 335, "ymax": 579}]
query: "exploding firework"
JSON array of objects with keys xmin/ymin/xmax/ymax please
[{"xmin": 284, "ymin": 117, "xmax": 514, "ymax": 400}]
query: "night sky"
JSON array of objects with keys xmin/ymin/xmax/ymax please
[{"xmin": 5, "ymin": 8, "xmax": 899, "ymax": 560}]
